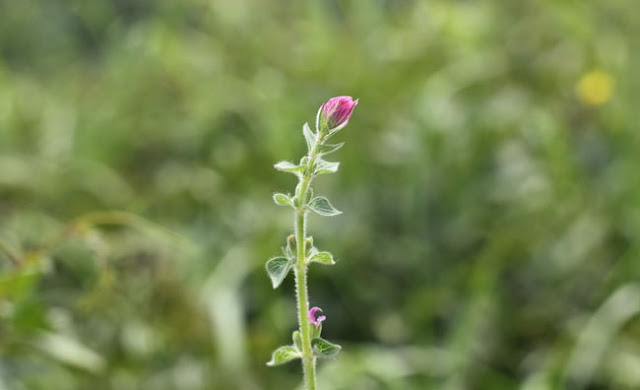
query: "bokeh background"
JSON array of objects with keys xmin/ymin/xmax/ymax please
[{"xmin": 1, "ymin": 1, "xmax": 639, "ymax": 389}]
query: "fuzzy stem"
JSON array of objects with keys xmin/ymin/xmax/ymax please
[
  {"xmin": 294, "ymin": 208, "xmax": 316, "ymax": 390},
  {"xmin": 294, "ymin": 134, "xmax": 323, "ymax": 389}
]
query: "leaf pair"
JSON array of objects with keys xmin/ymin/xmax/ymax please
[
  {"xmin": 267, "ymin": 249, "xmax": 335, "ymax": 289},
  {"xmin": 273, "ymin": 193, "xmax": 342, "ymax": 217},
  {"xmin": 267, "ymin": 336, "xmax": 341, "ymax": 366},
  {"xmin": 273, "ymin": 158, "xmax": 340, "ymax": 177}
]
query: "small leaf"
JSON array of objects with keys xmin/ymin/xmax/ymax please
[
  {"xmin": 311, "ymin": 338, "xmax": 341, "ymax": 358},
  {"xmin": 304, "ymin": 236, "xmax": 314, "ymax": 253},
  {"xmin": 266, "ymin": 257, "xmax": 293, "ymax": 288},
  {"xmin": 303, "ymin": 123, "xmax": 316, "ymax": 151},
  {"xmin": 308, "ymin": 196, "xmax": 342, "ymax": 216},
  {"xmin": 283, "ymin": 235, "xmax": 295, "ymax": 258},
  {"xmin": 266, "ymin": 345, "xmax": 301, "ymax": 366},
  {"xmin": 317, "ymin": 142, "xmax": 344, "ymax": 156},
  {"xmin": 272, "ymin": 193, "xmax": 293, "ymax": 207},
  {"xmin": 292, "ymin": 331, "xmax": 302, "ymax": 351},
  {"xmin": 274, "ymin": 161, "xmax": 303, "ymax": 175},
  {"xmin": 309, "ymin": 251, "xmax": 335, "ymax": 266},
  {"xmin": 314, "ymin": 159, "xmax": 340, "ymax": 175}
]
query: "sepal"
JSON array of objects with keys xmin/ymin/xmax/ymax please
[
  {"xmin": 310, "ymin": 322, "xmax": 322, "ymax": 339},
  {"xmin": 266, "ymin": 345, "xmax": 301, "ymax": 366},
  {"xmin": 317, "ymin": 142, "xmax": 344, "ymax": 156},
  {"xmin": 327, "ymin": 121, "xmax": 348, "ymax": 135},
  {"xmin": 315, "ymin": 105, "xmax": 323, "ymax": 133}
]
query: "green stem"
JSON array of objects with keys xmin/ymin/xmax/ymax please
[
  {"xmin": 294, "ymin": 135, "xmax": 322, "ymax": 390},
  {"xmin": 295, "ymin": 209, "xmax": 316, "ymax": 390}
]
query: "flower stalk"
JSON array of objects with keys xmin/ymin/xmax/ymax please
[{"xmin": 266, "ymin": 96, "xmax": 358, "ymax": 389}]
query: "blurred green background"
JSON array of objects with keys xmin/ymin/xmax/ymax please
[{"xmin": 1, "ymin": 1, "xmax": 639, "ymax": 389}]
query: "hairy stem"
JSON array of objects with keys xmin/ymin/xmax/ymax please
[
  {"xmin": 295, "ymin": 208, "xmax": 316, "ymax": 390},
  {"xmin": 294, "ymin": 135, "xmax": 322, "ymax": 390}
]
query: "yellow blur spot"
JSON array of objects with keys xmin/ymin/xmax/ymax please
[{"xmin": 576, "ymin": 71, "xmax": 614, "ymax": 106}]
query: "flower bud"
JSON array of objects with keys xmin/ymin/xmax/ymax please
[{"xmin": 317, "ymin": 96, "xmax": 358, "ymax": 134}]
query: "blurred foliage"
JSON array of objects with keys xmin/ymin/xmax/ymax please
[{"xmin": 1, "ymin": 0, "xmax": 640, "ymax": 389}]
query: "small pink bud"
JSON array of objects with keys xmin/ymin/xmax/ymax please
[
  {"xmin": 308, "ymin": 306, "xmax": 326, "ymax": 327},
  {"xmin": 320, "ymin": 96, "xmax": 358, "ymax": 133}
]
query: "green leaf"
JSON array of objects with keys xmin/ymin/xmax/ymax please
[
  {"xmin": 272, "ymin": 193, "xmax": 293, "ymax": 207},
  {"xmin": 266, "ymin": 256, "xmax": 293, "ymax": 288},
  {"xmin": 308, "ymin": 196, "xmax": 342, "ymax": 216},
  {"xmin": 314, "ymin": 159, "xmax": 340, "ymax": 175},
  {"xmin": 266, "ymin": 345, "xmax": 301, "ymax": 366},
  {"xmin": 303, "ymin": 123, "xmax": 316, "ymax": 151},
  {"xmin": 292, "ymin": 331, "xmax": 302, "ymax": 351},
  {"xmin": 274, "ymin": 161, "xmax": 303, "ymax": 175},
  {"xmin": 311, "ymin": 338, "xmax": 341, "ymax": 358},
  {"xmin": 317, "ymin": 142, "xmax": 344, "ymax": 156},
  {"xmin": 309, "ymin": 251, "xmax": 335, "ymax": 265}
]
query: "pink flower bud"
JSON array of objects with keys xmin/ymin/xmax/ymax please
[
  {"xmin": 319, "ymin": 96, "xmax": 358, "ymax": 133},
  {"xmin": 308, "ymin": 306, "xmax": 326, "ymax": 327}
]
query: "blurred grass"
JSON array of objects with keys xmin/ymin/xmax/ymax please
[{"xmin": 1, "ymin": 0, "xmax": 640, "ymax": 389}]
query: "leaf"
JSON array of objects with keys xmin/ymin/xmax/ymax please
[
  {"xmin": 274, "ymin": 161, "xmax": 303, "ymax": 175},
  {"xmin": 272, "ymin": 193, "xmax": 293, "ymax": 207},
  {"xmin": 311, "ymin": 338, "xmax": 341, "ymax": 358},
  {"xmin": 303, "ymin": 123, "xmax": 316, "ymax": 151},
  {"xmin": 309, "ymin": 251, "xmax": 335, "ymax": 266},
  {"xmin": 292, "ymin": 331, "xmax": 303, "ymax": 351},
  {"xmin": 317, "ymin": 142, "xmax": 344, "ymax": 156},
  {"xmin": 308, "ymin": 196, "xmax": 342, "ymax": 216},
  {"xmin": 314, "ymin": 159, "xmax": 340, "ymax": 175},
  {"xmin": 266, "ymin": 345, "xmax": 301, "ymax": 366},
  {"xmin": 266, "ymin": 256, "xmax": 293, "ymax": 288}
]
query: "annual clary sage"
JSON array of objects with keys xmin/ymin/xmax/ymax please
[{"xmin": 266, "ymin": 96, "xmax": 358, "ymax": 389}]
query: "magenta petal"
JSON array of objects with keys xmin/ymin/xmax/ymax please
[{"xmin": 308, "ymin": 306, "xmax": 325, "ymax": 327}]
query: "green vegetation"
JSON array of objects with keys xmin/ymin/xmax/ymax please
[{"xmin": 1, "ymin": 1, "xmax": 639, "ymax": 389}]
